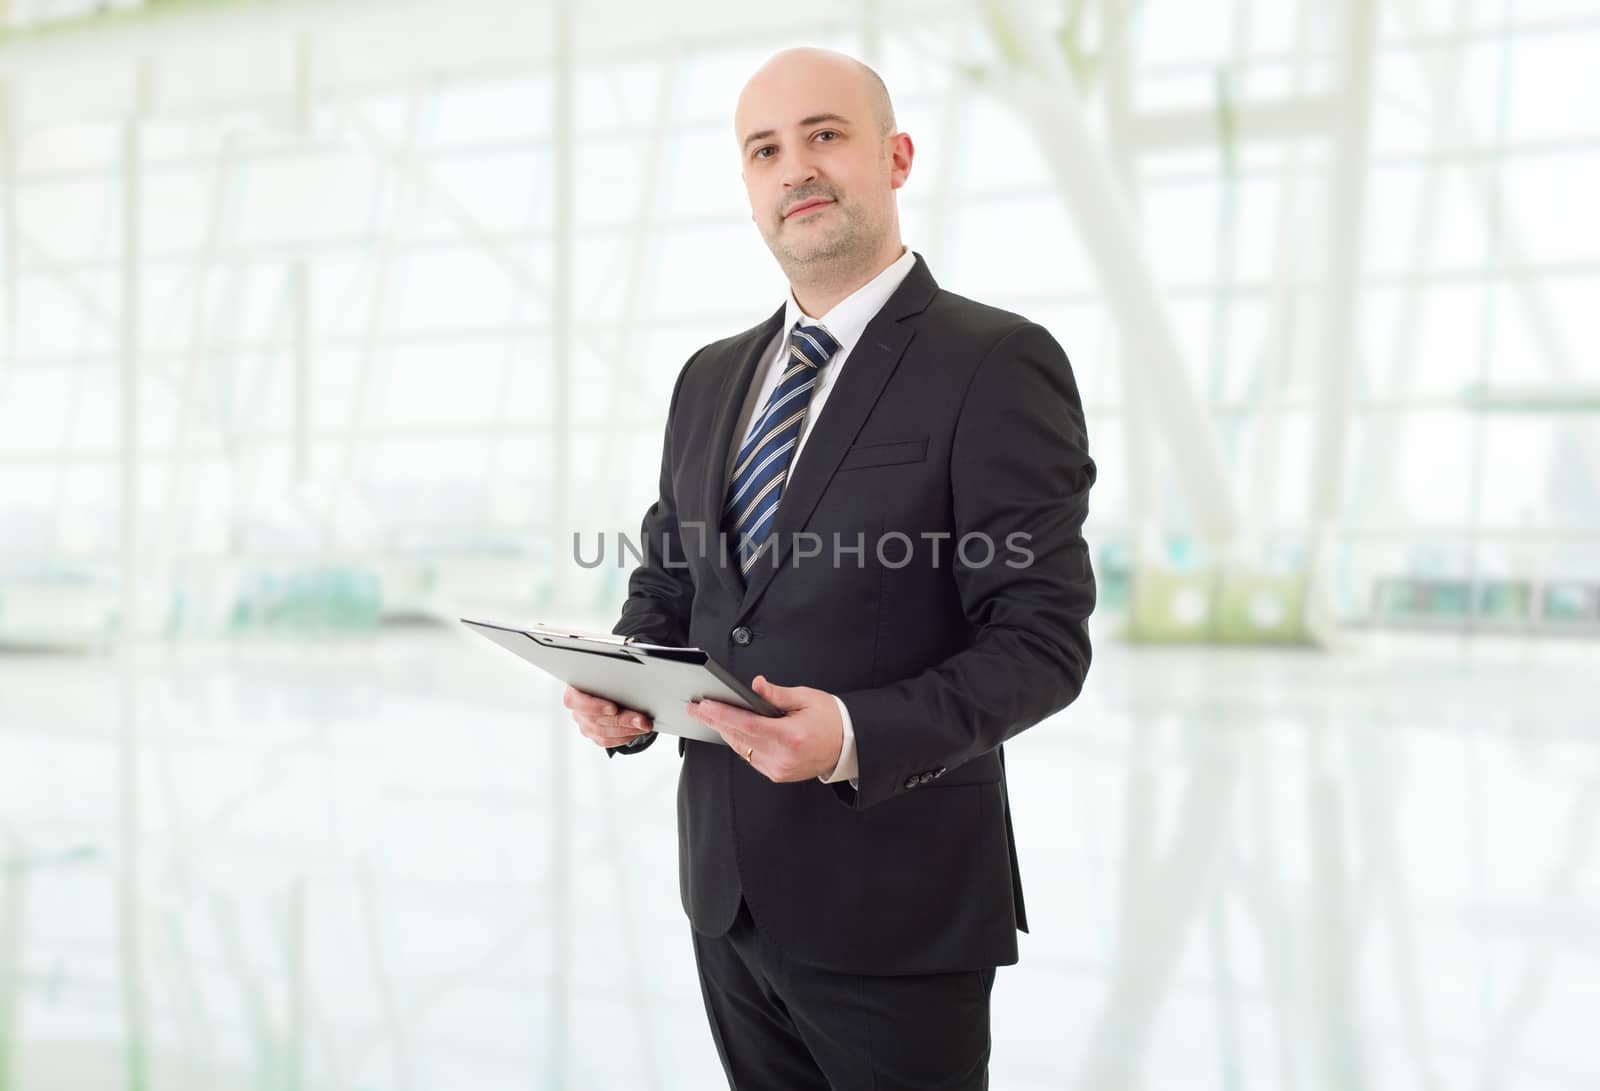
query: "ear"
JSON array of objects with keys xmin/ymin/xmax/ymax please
[{"xmin": 888, "ymin": 132, "xmax": 913, "ymax": 190}]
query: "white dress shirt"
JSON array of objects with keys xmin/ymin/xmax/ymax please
[{"xmin": 724, "ymin": 246, "xmax": 918, "ymax": 788}]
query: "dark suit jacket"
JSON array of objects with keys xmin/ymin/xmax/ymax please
[{"xmin": 608, "ymin": 251, "xmax": 1095, "ymax": 975}]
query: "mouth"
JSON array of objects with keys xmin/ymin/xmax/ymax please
[{"xmin": 784, "ymin": 198, "xmax": 833, "ymax": 220}]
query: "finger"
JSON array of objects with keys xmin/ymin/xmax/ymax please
[
  {"xmin": 686, "ymin": 703, "xmax": 746, "ymax": 751},
  {"xmin": 695, "ymin": 699, "xmax": 778, "ymax": 755},
  {"xmin": 750, "ymin": 674, "xmax": 811, "ymax": 712},
  {"xmin": 581, "ymin": 695, "xmax": 620, "ymax": 717},
  {"xmin": 578, "ymin": 711, "xmax": 652, "ymax": 734},
  {"xmin": 715, "ymin": 726, "xmax": 756, "ymax": 764},
  {"xmin": 579, "ymin": 718, "xmax": 654, "ymax": 747},
  {"xmin": 587, "ymin": 709, "xmax": 650, "ymax": 728},
  {"xmin": 683, "ymin": 703, "xmax": 737, "ymax": 742},
  {"xmin": 566, "ymin": 687, "xmax": 619, "ymax": 717},
  {"xmin": 689, "ymin": 697, "xmax": 768, "ymax": 737},
  {"xmin": 698, "ymin": 716, "xmax": 757, "ymax": 761}
]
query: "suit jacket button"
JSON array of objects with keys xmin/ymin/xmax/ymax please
[
  {"xmin": 903, "ymin": 776, "xmax": 919, "ymax": 790},
  {"xmin": 731, "ymin": 626, "xmax": 752, "ymax": 646},
  {"xmin": 933, "ymin": 767, "xmax": 947, "ymax": 778}
]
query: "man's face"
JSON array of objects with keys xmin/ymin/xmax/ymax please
[{"xmin": 734, "ymin": 59, "xmax": 903, "ymax": 274}]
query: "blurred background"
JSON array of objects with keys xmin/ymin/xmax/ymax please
[{"xmin": 1, "ymin": 0, "xmax": 1597, "ymax": 1087}]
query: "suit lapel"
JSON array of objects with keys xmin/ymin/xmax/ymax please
[
  {"xmin": 701, "ymin": 304, "xmax": 786, "ymax": 605},
  {"xmin": 736, "ymin": 253, "xmax": 940, "ymax": 617}
]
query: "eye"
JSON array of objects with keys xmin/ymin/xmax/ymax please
[
  {"xmin": 753, "ymin": 145, "xmax": 776, "ymax": 160},
  {"xmin": 815, "ymin": 130, "xmax": 840, "ymax": 141}
]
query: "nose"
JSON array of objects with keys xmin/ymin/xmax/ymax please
[{"xmin": 781, "ymin": 151, "xmax": 819, "ymax": 191}]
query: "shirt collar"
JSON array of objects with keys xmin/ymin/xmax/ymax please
[{"xmin": 782, "ymin": 246, "xmax": 916, "ymax": 353}]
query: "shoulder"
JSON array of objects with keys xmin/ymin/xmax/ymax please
[
  {"xmin": 925, "ymin": 288, "xmax": 1045, "ymax": 347},
  {"xmin": 672, "ymin": 314, "xmax": 781, "ymax": 400},
  {"xmin": 920, "ymin": 288, "xmax": 1064, "ymax": 368}
]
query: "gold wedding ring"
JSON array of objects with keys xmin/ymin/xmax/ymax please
[{"xmin": 745, "ymin": 746, "xmax": 754, "ymax": 763}]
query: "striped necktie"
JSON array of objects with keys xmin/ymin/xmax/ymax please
[{"xmin": 724, "ymin": 321, "xmax": 841, "ymax": 577}]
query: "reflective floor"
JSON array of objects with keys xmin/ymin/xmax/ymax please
[{"xmin": 2, "ymin": 623, "xmax": 1597, "ymax": 1090}]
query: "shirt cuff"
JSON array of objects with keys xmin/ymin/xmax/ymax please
[{"xmin": 819, "ymin": 694, "xmax": 859, "ymax": 788}]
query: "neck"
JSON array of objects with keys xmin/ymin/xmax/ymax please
[{"xmin": 789, "ymin": 241, "xmax": 906, "ymax": 318}]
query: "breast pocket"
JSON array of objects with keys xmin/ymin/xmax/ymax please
[{"xmin": 837, "ymin": 436, "xmax": 928, "ymax": 471}]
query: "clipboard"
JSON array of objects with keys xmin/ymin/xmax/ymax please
[{"xmin": 460, "ymin": 617, "xmax": 782, "ymax": 746}]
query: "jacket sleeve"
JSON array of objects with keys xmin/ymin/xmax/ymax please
[
  {"xmin": 605, "ymin": 349, "xmax": 703, "ymax": 758},
  {"xmin": 833, "ymin": 322, "xmax": 1096, "ymax": 807}
]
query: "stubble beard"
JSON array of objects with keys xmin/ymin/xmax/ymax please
[{"xmin": 767, "ymin": 196, "xmax": 885, "ymax": 291}]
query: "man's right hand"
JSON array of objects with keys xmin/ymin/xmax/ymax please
[{"xmin": 564, "ymin": 684, "xmax": 656, "ymax": 750}]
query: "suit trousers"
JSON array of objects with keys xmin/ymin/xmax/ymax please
[{"xmin": 691, "ymin": 897, "xmax": 996, "ymax": 1090}]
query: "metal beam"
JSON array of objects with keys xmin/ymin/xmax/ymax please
[
  {"xmin": 1098, "ymin": 0, "xmax": 1162, "ymax": 567},
  {"xmin": 154, "ymin": 115, "xmax": 244, "ymax": 625},
  {"xmin": 119, "ymin": 61, "xmax": 150, "ymax": 642},
  {"xmin": 1303, "ymin": 0, "xmax": 1378, "ymax": 638},
  {"xmin": 291, "ymin": 33, "xmax": 312, "ymax": 488},
  {"xmin": 1391, "ymin": 0, "xmax": 1600, "ymax": 494},
  {"xmin": 548, "ymin": 7, "xmax": 575, "ymax": 1087},
  {"xmin": 1343, "ymin": 0, "xmax": 1474, "ymax": 571},
  {"xmin": 980, "ymin": 0, "xmax": 1243, "ymax": 546},
  {"xmin": 318, "ymin": 86, "xmax": 430, "ymax": 541},
  {"xmin": 592, "ymin": 49, "xmax": 682, "ymax": 606},
  {"xmin": 1242, "ymin": 0, "xmax": 1318, "ymax": 552},
  {"xmin": 114, "ymin": 61, "xmax": 154, "ymax": 1091},
  {"xmin": 1127, "ymin": 94, "xmax": 1341, "ymax": 152},
  {"xmin": 0, "ymin": 76, "xmax": 14, "ymax": 383}
]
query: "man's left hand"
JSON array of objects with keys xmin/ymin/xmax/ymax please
[{"xmin": 686, "ymin": 675, "xmax": 843, "ymax": 783}]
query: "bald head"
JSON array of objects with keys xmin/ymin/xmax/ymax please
[{"xmin": 735, "ymin": 47, "xmax": 896, "ymax": 145}]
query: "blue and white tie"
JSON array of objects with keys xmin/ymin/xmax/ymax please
[{"xmin": 724, "ymin": 322, "xmax": 841, "ymax": 576}]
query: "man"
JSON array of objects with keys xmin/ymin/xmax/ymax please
[{"xmin": 563, "ymin": 47, "xmax": 1095, "ymax": 1089}]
